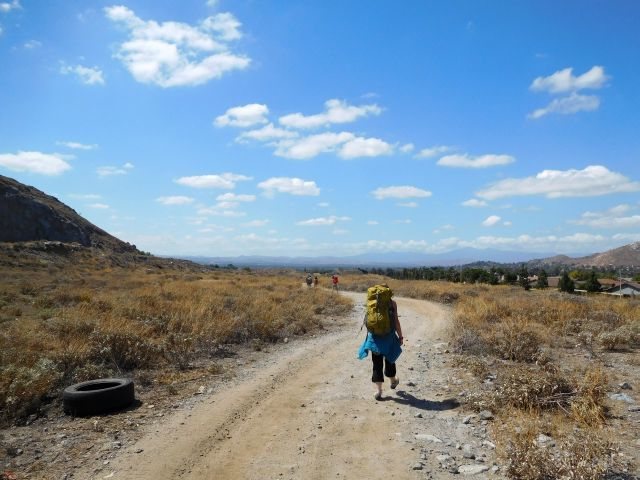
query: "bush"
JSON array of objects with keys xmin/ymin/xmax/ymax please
[
  {"xmin": 90, "ymin": 329, "xmax": 161, "ymax": 371},
  {"xmin": 1, "ymin": 359, "xmax": 61, "ymax": 421}
]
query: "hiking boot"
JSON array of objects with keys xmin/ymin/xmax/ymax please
[{"xmin": 390, "ymin": 377, "xmax": 399, "ymax": 390}]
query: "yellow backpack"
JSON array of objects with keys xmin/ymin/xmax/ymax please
[{"xmin": 365, "ymin": 285, "xmax": 394, "ymax": 335}]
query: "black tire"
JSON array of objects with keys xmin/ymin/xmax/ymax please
[{"xmin": 63, "ymin": 378, "xmax": 135, "ymax": 417}]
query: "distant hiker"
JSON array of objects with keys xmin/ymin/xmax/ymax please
[
  {"xmin": 306, "ymin": 274, "xmax": 313, "ymax": 288},
  {"xmin": 314, "ymin": 275, "xmax": 318, "ymax": 288},
  {"xmin": 331, "ymin": 274, "xmax": 339, "ymax": 291},
  {"xmin": 358, "ymin": 284, "xmax": 404, "ymax": 400}
]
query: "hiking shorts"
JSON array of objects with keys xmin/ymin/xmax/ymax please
[{"xmin": 371, "ymin": 352, "xmax": 396, "ymax": 383}]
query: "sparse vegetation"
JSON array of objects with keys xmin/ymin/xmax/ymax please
[{"xmin": 0, "ymin": 264, "xmax": 352, "ymax": 425}]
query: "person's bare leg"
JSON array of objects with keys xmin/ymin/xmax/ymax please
[{"xmin": 374, "ymin": 382, "xmax": 383, "ymax": 400}]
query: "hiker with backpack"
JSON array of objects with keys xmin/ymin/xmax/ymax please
[{"xmin": 357, "ymin": 284, "xmax": 404, "ymax": 400}]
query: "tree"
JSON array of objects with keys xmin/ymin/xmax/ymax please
[
  {"xmin": 558, "ymin": 271, "xmax": 575, "ymax": 293},
  {"xmin": 536, "ymin": 269, "xmax": 549, "ymax": 289},
  {"xmin": 584, "ymin": 270, "xmax": 601, "ymax": 293},
  {"xmin": 518, "ymin": 264, "xmax": 530, "ymax": 290}
]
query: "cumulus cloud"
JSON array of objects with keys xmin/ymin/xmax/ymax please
[
  {"xmin": 236, "ymin": 123, "xmax": 298, "ymax": 142},
  {"xmin": 338, "ymin": 137, "xmax": 393, "ymax": 159},
  {"xmin": 24, "ymin": 40, "xmax": 42, "ymax": 49},
  {"xmin": 0, "ymin": 151, "xmax": 71, "ymax": 175},
  {"xmin": 400, "ymin": 143, "xmax": 414, "ymax": 153},
  {"xmin": 156, "ymin": 196, "xmax": 194, "ymax": 205},
  {"xmin": 104, "ymin": 5, "xmax": 249, "ymax": 87},
  {"xmin": 243, "ymin": 219, "xmax": 269, "ymax": 227},
  {"xmin": 530, "ymin": 66, "xmax": 609, "ymax": 94},
  {"xmin": 371, "ymin": 185, "xmax": 432, "ymax": 200},
  {"xmin": 462, "ymin": 198, "xmax": 488, "ymax": 208},
  {"xmin": 175, "ymin": 173, "xmax": 251, "ymax": 189},
  {"xmin": 274, "ymin": 132, "xmax": 354, "ymax": 159},
  {"xmin": 437, "ymin": 153, "xmax": 515, "ymax": 168},
  {"xmin": 197, "ymin": 206, "xmax": 246, "ymax": 217},
  {"xmin": 216, "ymin": 192, "xmax": 256, "ymax": 202},
  {"xmin": 528, "ymin": 66, "xmax": 609, "ymax": 119},
  {"xmin": 97, "ymin": 163, "xmax": 133, "ymax": 176},
  {"xmin": 573, "ymin": 204, "xmax": 640, "ymax": 228},
  {"xmin": 60, "ymin": 64, "xmax": 105, "ymax": 85},
  {"xmin": 416, "ymin": 145, "xmax": 453, "ymax": 158},
  {"xmin": 258, "ymin": 177, "xmax": 320, "ymax": 196},
  {"xmin": 0, "ymin": 1, "xmax": 20, "ymax": 13},
  {"xmin": 296, "ymin": 215, "xmax": 350, "ymax": 226},
  {"xmin": 528, "ymin": 93, "xmax": 600, "ymax": 119},
  {"xmin": 279, "ymin": 99, "xmax": 381, "ymax": 129},
  {"xmin": 215, "ymin": 104, "xmax": 269, "ymax": 128},
  {"xmin": 477, "ymin": 165, "xmax": 640, "ymax": 200},
  {"xmin": 88, "ymin": 203, "xmax": 109, "ymax": 209},
  {"xmin": 482, "ymin": 215, "xmax": 501, "ymax": 227},
  {"xmin": 57, "ymin": 141, "xmax": 98, "ymax": 150}
]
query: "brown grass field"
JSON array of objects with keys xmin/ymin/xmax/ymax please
[{"xmin": 2, "ymin": 265, "xmax": 639, "ymax": 478}]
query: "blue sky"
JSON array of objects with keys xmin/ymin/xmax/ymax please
[{"xmin": 1, "ymin": 0, "xmax": 639, "ymax": 257}]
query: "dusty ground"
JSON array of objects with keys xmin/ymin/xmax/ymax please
[{"xmin": 3, "ymin": 293, "xmax": 505, "ymax": 479}]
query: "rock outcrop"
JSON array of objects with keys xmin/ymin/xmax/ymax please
[{"xmin": 0, "ymin": 175, "xmax": 136, "ymax": 252}]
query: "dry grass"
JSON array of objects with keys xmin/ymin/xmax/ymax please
[
  {"xmin": 445, "ymin": 286, "xmax": 639, "ymax": 477},
  {"xmin": 0, "ymin": 265, "xmax": 352, "ymax": 424}
]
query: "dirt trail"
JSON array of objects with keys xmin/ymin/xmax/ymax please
[{"xmin": 85, "ymin": 293, "xmax": 499, "ymax": 479}]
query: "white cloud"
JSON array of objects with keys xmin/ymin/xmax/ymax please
[
  {"xmin": 394, "ymin": 219, "xmax": 412, "ymax": 224},
  {"xmin": 104, "ymin": 5, "xmax": 249, "ymax": 87},
  {"xmin": 243, "ymin": 219, "xmax": 269, "ymax": 227},
  {"xmin": 397, "ymin": 202, "xmax": 418, "ymax": 208},
  {"xmin": 477, "ymin": 165, "xmax": 640, "ymax": 200},
  {"xmin": 433, "ymin": 224, "xmax": 454, "ymax": 234},
  {"xmin": 175, "ymin": 173, "xmax": 251, "ymax": 189},
  {"xmin": 279, "ymin": 99, "xmax": 381, "ymax": 129},
  {"xmin": 482, "ymin": 215, "xmax": 501, "ymax": 227},
  {"xmin": 216, "ymin": 192, "xmax": 255, "ymax": 202},
  {"xmin": 372, "ymin": 185, "xmax": 432, "ymax": 200},
  {"xmin": 416, "ymin": 145, "xmax": 453, "ymax": 158},
  {"xmin": 156, "ymin": 195, "xmax": 194, "ymax": 205},
  {"xmin": 530, "ymin": 66, "xmax": 609, "ymax": 94},
  {"xmin": 88, "ymin": 203, "xmax": 109, "ymax": 209},
  {"xmin": 0, "ymin": 1, "xmax": 20, "ymax": 13},
  {"xmin": 317, "ymin": 202, "xmax": 330, "ymax": 207},
  {"xmin": 528, "ymin": 93, "xmax": 600, "ymax": 119},
  {"xmin": 60, "ymin": 64, "xmax": 105, "ymax": 85},
  {"xmin": 57, "ymin": 141, "xmax": 98, "ymax": 150},
  {"xmin": 97, "ymin": 163, "xmax": 132, "ymax": 176},
  {"xmin": 274, "ymin": 132, "xmax": 354, "ymax": 159},
  {"xmin": 24, "ymin": 40, "xmax": 42, "ymax": 49},
  {"xmin": 296, "ymin": 215, "xmax": 350, "ymax": 226},
  {"xmin": 69, "ymin": 193, "xmax": 101, "ymax": 200},
  {"xmin": 367, "ymin": 220, "xmax": 379, "ymax": 225},
  {"xmin": 206, "ymin": 0, "xmax": 218, "ymax": 7},
  {"xmin": 573, "ymin": 204, "xmax": 640, "ymax": 229},
  {"xmin": 215, "ymin": 104, "xmax": 269, "ymax": 128},
  {"xmin": 462, "ymin": 198, "xmax": 488, "ymax": 208},
  {"xmin": 0, "ymin": 151, "xmax": 71, "ymax": 175},
  {"xmin": 338, "ymin": 137, "xmax": 393, "ymax": 159},
  {"xmin": 236, "ymin": 123, "xmax": 298, "ymax": 142},
  {"xmin": 258, "ymin": 177, "xmax": 320, "ymax": 196},
  {"xmin": 503, "ymin": 221, "xmax": 512, "ymax": 226},
  {"xmin": 197, "ymin": 206, "xmax": 246, "ymax": 217},
  {"xmin": 400, "ymin": 143, "xmax": 414, "ymax": 153},
  {"xmin": 437, "ymin": 153, "xmax": 515, "ymax": 168}
]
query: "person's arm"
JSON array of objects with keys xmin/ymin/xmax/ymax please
[{"xmin": 392, "ymin": 300, "xmax": 403, "ymax": 345}]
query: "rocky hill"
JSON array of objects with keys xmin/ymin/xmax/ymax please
[
  {"xmin": 0, "ymin": 174, "xmax": 136, "ymax": 252},
  {"xmin": 533, "ymin": 242, "xmax": 640, "ymax": 268}
]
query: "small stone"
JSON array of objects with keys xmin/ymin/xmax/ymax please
[
  {"xmin": 463, "ymin": 444, "xmax": 476, "ymax": 459},
  {"xmin": 196, "ymin": 386, "xmax": 205, "ymax": 395},
  {"xmin": 284, "ymin": 338, "xmax": 289, "ymax": 343},
  {"xmin": 609, "ymin": 393, "xmax": 634, "ymax": 403},
  {"xmin": 536, "ymin": 434, "xmax": 555, "ymax": 447},
  {"xmin": 135, "ymin": 448, "xmax": 144, "ymax": 453},
  {"xmin": 415, "ymin": 434, "xmax": 443, "ymax": 443},
  {"xmin": 412, "ymin": 462, "xmax": 424, "ymax": 470},
  {"xmin": 619, "ymin": 382, "xmax": 632, "ymax": 390},
  {"xmin": 462, "ymin": 415, "xmax": 474, "ymax": 424},
  {"xmin": 436, "ymin": 454, "xmax": 452, "ymax": 463},
  {"xmin": 406, "ymin": 381, "xmax": 417, "ymax": 387},
  {"xmin": 458, "ymin": 464, "xmax": 490, "ymax": 475},
  {"xmin": 478, "ymin": 410, "xmax": 493, "ymax": 421},
  {"xmin": 627, "ymin": 405, "xmax": 640, "ymax": 412},
  {"xmin": 414, "ymin": 413, "xmax": 423, "ymax": 418},
  {"xmin": 482, "ymin": 440, "xmax": 496, "ymax": 449}
]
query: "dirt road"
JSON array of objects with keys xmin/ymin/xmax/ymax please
[{"xmin": 89, "ymin": 293, "xmax": 499, "ymax": 479}]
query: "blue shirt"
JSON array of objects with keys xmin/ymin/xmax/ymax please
[{"xmin": 357, "ymin": 328, "xmax": 402, "ymax": 363}]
